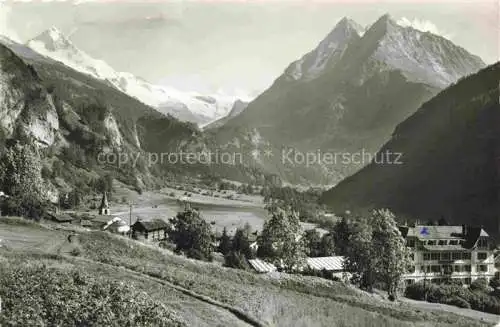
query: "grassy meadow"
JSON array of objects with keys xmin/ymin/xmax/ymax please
[{"xmin": 0, "ymin": 217, "xmax": 494, "ymax": 327}]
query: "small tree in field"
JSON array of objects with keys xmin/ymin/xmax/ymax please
[
  {"xmin": 344, "ymin": 209, "xmax": 410, "ymax": 298},
  {"xmin": 344, "ymin": 216, "xmax": 377, "ymax": 291},
  {"xmin": 232, "ymin": 228, "xmax": 253, "ymax": 259},
  {"xmin": 333, "ymin": 216, "xmax": 351, "ymax": 256},
  {"xmin": 319, "ymin": 233, "xmax": 335, "ymax": 257},
  {"xmin": 218, "ymin": 227, "xmax": 231, "ymax": 256},
  {"xmin": 371, "ymin": 209, "xmax": 410, "ymax": 299}
]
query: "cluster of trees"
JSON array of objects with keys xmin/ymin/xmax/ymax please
[
  {"xmin": 0, "ymin": 142, "xmax": 51, "ymax": 219},
  {"xmin": 302, "ymin": 229, "xmax": 335, "ymax": 257},
  {"xmin": 56, "ymin": 174, "xmax": 113, "ymax": 210},
  {"xmin": 0, "ymin": 137, "xmax": 118, "ymax": 217},
  {"xmin": 335, "ymin": 209, "xmax": 411, "ymax": 299},
  {"xmin": 166, "ymin": 205, "xmax": 313, "ymax": 271},
  {"xmin": 261, "ymin": 186, "xmax": 328, "ymax": 226},
  {"xmin": 218, "ymin": 225, "xmax": 255, "ymax": 269},
  {"xmin": 257, "ymin": 207, "xmax": 306, "ymax": 271},
  {"xmin": 168, "ymin": 209, "xmax": 214, "ymax": 261},
  {"xmin": 165, "ymin": 204, "xmax": 409, "ymax": 301},
  {"xmin": 405, "ymin": 278, "xmax": 500, "ymax": 314}
]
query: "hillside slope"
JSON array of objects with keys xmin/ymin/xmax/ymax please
[
  {"xmin": 0, "ymin": 38, "xmax": 206, "ymax": 195},
  {"xmin": 321, "ymin": 63, "xmax": 500, "ymax": 235},
  {"xmin": 211, "ymin": 15, "xmax": 485, "ymax": 185},
  {"xmin": 0, "ymin": 218, "xmax": 494, "ymax": 327}
]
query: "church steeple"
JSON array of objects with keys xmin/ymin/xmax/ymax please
[{"xmin": 99, "ymin": 192, "xmax": 110, "ymax": 215}]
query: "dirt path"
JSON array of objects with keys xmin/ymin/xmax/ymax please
[
  {"xmin": 66, "ymin": 255, "xmax": 269, "ymax": 327},
  {"xmin": 0, "ymin": 222, "xmax": 265, "ymax": 327}
]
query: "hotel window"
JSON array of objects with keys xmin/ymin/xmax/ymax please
[
  {"xmin": 464, "ymin": 265, "xmax": 471, "ymax": 272},
  {"xmin": 427, "ymin": 240, "xmax": 436, "ymax": 246},
  {"xmin": 430, "ymin": 253, "xmax": 440, "ymax": 260},
  {"xmin": 423, "ymin": 253, "xmax": 431, "ymax": 261},
  {"xmin": 449, "ymin": 240, "xmax": 459, "ymax": 245},
  {"xmin": 438, "ymin": 240, "xmax": 447, "ymax": 246},
  {"xmin": 453, "ymin": 265, "xmax": 462, "ymax": 272},
  {"xmin": 477, "ymin": 252, "xmax": 487, "ymax": 260},
  {"xmin": 452, "ymin": 252, "xmax": 462, "ymax": 260},
  {"xmin": 441, "ymin": 252, "xmax": 451, "ymax": 261},
  {"xmin": 477, "ymin": 265, "xmax": 488, "ymax": 273},
  {"xmin": 407, "ymin": 239, "xmax": 415, "ymax": 248},
  {"xmin": 465, "ymin": 278, "xmax": 471, "ymax": 285},
  {"xmin": 478, "ymin": 239, "xmax": 488, "ymax": 248},
  {"xmin": 431, "ymin": 265, "xmax": 441, "ymax": 273},
  {"xmin": 462, "ymin": 252, "xmax": 471, "ymax": 260}
]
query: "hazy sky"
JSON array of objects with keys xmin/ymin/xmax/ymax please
[{"xmin": 1, "ymin": 0, "xmax": 499, "ymax": 95}]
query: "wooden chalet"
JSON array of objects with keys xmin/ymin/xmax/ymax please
[{"xmin": 131, "ymin": 218, "xmax": 169, "ymax": 241}]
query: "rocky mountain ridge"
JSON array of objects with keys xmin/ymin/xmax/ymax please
[{"xmin": 210, "ymin": 14, "xmax": 485, "ymax": 185}]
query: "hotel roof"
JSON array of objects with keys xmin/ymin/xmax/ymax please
[
  {"xmin": 399, "ymin": 225, "xmax": 488, "ymax": 239},
  {"xmin": 248, "ymin": 259, "xmax": 277, "ymax": 273},
  {"xmin": 399, "ymin": 225, "xmax": 489, "ymax": 249},
  {"xmin": 306, "ymin": 256, "xmax": 345, "ymax": 271}
]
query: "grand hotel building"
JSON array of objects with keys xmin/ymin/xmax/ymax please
[{"xmin": 399, "ymin": 225, "xmax": 496, "ymax": 285}]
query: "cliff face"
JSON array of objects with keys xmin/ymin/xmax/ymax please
[
  {"xmin": 321, "ymin": 63, "xmax": 500, "ymax": 236},
  {"xmin": 0, "ymin": 44, "xmax": 60, "ymax": 147}
]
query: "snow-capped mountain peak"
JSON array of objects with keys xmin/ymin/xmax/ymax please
[
  {"xmin": 286, "ymin": 17, "xmax": 364, "ymax": 81},
  {"xmin": 364, "ymin": 14, "xmax": 485, "ymax": 88},
  {"xmin": 27, "ymin": 27, "xmax": 247, "ymax": 126},
  {"xmin": 28, "ymin": 28, "xmax": 116, "ymax": 81},
  {"xmin": 31, "ymin": 27, "xmax": 76, "ymax": 53}
]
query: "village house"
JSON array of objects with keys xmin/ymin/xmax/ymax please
[
  {"xmin": 248, "ymin": 256, "xmax": 348, "ymax": 278},
  {"xmin": 89, "ymin": 215, "xmax": 122, "ymax": 230},
  {"xmin": 306, "ymin": 256, "xmax": 349, "ymax": 280},
  {"xmin": 131, "ymin": 218, "xmax": 170, "ymax": 241},
  {"xmin": 103, "ymin": 217, "xmax": 130, "ymax": 235},
  {"xmin": 248, "ymin": 258, "xmax": 277, "ymax": 273},
  {"xmin": 400, "ymin": 224, "xmax": 496, "ymax": 285}
]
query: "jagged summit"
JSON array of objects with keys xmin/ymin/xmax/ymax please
[
  {"xmin": 30, "ymin": 27, "xmax": 74, "ymax": 52},
  {"xmin": 364, "ymin": 14, "xmax": 485, "ymax": 88},
  {"xmin": 327, "ymin": 17, "xmax": 365, "ymax": 41},
  {"xmin": 360, "ymin": 13, "xmax": 398, "ymax": 41},
  {"xmin": 335, "ymin": 17, "xmax": 365, "ymax": 35},
  {"xmin": 286, "ymin": 17, "xmax": 364, "ymax": 81}
]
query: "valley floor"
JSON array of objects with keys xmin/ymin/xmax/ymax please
[
  {"xmin": 0, "ymin": 218, "xmax": 498, "ymax": 327},
  {"xmin": 107, "ymin": 185, "xmax": 326, "ymax": 235}
]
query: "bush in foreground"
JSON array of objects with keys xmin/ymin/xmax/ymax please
[
  {"xmin": 405, "ymin": 281, "xmax": 500, "ymax": 314},
  {"xmin": 0, "ymin": 265, "xmax": 185, "ymax": 327}
]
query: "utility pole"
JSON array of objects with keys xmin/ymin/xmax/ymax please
[{"xmin": 129, "ymin": 202, "xmax": 133, "ymax": 238}]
